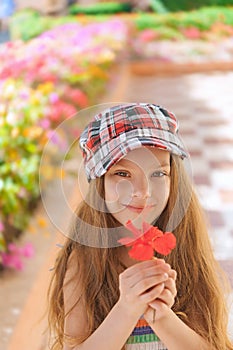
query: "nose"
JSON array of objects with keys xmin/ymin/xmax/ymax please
[{"xmin": 131, "ymin": 175, "xmax": 151, "ymax": 199}]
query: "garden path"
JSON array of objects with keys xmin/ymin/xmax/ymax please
[{"xmin": 1, "ymin": 65, "xmax": 233, "ymax": 350}]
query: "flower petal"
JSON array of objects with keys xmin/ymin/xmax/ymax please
[
  {"xmin": 128, "ymin": 243, "xmax": 154, "ymax": 261},
  {"xmin": 152, "ymin": 233, "xmax": 176, "ymax": 256},
  {"xmin": 118, "ymin": 236, "xmax": 135, "ymax": 246},
  {"xmin": 125, "ymin": 220, "xmax": 142, "ymax": 238},
  {"xmin": 142, "ymin": 221, "xmax": 153, "ymax": 233},
  {"xmin": 143, "ymin": 226, "xmax": 163, "ymax": 242}
]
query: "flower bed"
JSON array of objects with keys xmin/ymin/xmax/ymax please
[
  {"xmin": 10, "ymin": 6, "xmax": 233, "ymax": 65},
  {"xmin": 0, "ymin": 19, "xmax": 127, "ymax": 270},
  {"xmin": 131, "ymin": 7, "xmax": 233, "ymax": 63}
]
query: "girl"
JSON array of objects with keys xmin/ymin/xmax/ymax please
[{"xmin": 48, "ymin": 103, "xmax": 233, "ymax": 350}]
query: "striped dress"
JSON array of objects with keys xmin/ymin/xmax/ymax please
[{"xmin": 126, "ymin": 317, "xmax": 167, "ymax": 350}]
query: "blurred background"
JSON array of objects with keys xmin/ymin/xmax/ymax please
[{"xmin": 0, "ymin": 1, "xmax": 233, "ymax": 349}]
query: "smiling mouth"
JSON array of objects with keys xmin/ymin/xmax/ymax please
[{"xmin": 125, "ymin": 204, "xmax": 155, "ymax": 213}]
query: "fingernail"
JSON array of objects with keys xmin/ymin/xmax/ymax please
[{"xmin": 164, "ymin": 273, "xmax": 168, "ymax": 279}]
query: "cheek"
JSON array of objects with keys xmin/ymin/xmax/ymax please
[
  {"xmin": 163, "ymin": 179, "xmax": 171, "ymax": 206},
  {"xmin": 152, "ymin": 178, "xmax": 170, "ymax": 204},
  {"xmin": 105, "ymin": 178, "xmax": 133, "ymax": 203},
  {"xmin": 145, "ymin": 179, "xmax": 170, "ymax": 224},
  {"xmin": 163, "ymin": 178, "xmax": 171, "ymax": 201},
  {"xmin": 117, "ymin": 179, "xmax": 134, "ymax": 200}
]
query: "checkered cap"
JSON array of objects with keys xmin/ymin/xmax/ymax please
[{"xmin": 80, "ymin": 103, "xmax": 188, "ymax": 181}]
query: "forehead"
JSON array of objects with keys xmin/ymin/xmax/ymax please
[{"xmin": 114, "ymin": 147, "xmax": 170, "ymax": 168}]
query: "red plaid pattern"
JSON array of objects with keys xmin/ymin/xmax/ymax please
[{"xmin": 80, "ymin": 103, "xmax": 188, "ymax": 181}]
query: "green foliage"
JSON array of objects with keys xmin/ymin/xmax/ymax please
[
  {"xmin": 164, "ymin": 9, "xmax": 217, "ymax": 30},
  {"xmin": 135, "ymin": 13, "xmax": 167, "ymax": 30},
  {"xmin": 135, "ymin": 6, "xmax": 233, "ymax": 31},
  {"xmin": 214, "ymin": 0, "xmax": 233, "ymax": 4},
  {"xmin": 10, "ymin": 10, "xmax": 80, "ymax": 41},
  {"xmin": 68, "ymin": 2, "xmax": 132, "ymax": 15},
  {"xmin": 10, "ymin": 10, "xmax": 50, "ymax": 41},
  {"xmin": 210, "ymin": 6, "xmax": 233, "ymax": 24},
  {"xmin": 153, "ymin": 26, "xmax": 184, "ymax": 39},
  {"xmin": 160, "ymin": 0, "xmax": 206, "ymax": 12},
  {"xmin": 150, "ymin": 0, "xmax": 168, "ymax": 13},
  {"xmin": 160, "ymin": 0, "xmax": 233, "ymax": 11}
]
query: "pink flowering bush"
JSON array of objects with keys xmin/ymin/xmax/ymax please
[
  {"xmin": 0, "ymin": 20, "xmax": 127, "ymax": 86},
  {"xmin": 1, "ymin": 242, "xmax": 34, "ymax": 271},
  {"xmin": 0, "ymin": 19, "xmax": 127, "ymax": 270}
]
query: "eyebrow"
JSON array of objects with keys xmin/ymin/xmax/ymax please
[{"xmin": 114, "ymin": 160, "xmax": 170, "ymax": 168}]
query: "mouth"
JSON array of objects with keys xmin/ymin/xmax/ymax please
[{"xmin": 124, "ymin": 204, "xmax": 155, "ymax": 213}]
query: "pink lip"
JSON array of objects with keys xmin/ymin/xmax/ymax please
[
  {"xmin": 125, "ymin": 205, "xmax": 155, "ymax": 213},
  {"xmin": 126, "ymin": 205, "xmax": 144, "ymax": 213}
]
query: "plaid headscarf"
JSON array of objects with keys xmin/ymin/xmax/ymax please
[{"xmin": 80, "ymin": 103, "xmax": 188, "ymax": 181}]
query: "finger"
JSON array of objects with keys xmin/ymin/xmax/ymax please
[
  {"xmin": 140, "ymin": 282, "xmax": 165, "ymax": 304},
  {"xmin": 131, "ymin": 263, "xmax": 170, "ymax": 284},
  {"xmin": 133, "ymin": 273, "xmax": 169, "ymax": 295},
  {"xmin": 164, "ymin": 276, "xmax": 176, "ymax": 288},
  {"xmin": 124, "ymin": 263, "xmax": 171, "ymax": 290},
  {"xmin": 168, "ymin": 269, "xmax": 177, "ymax": 280},
  {"xmin": 157, "ymin": 288, "xmax": 175, "ymax": 308},
  {"xmin": 120, "ymin": 264, "xmax": 171, "ymax": 293},
  {"xmin": 164, "ymin": 278, "xmax": 177, "ymax": 296},
  {"xmin": 122, "ymin": 259, "xmax": 167, "ymax": 278}
]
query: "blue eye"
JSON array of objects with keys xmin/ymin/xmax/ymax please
[
  {"xmin": 152, "ymin": 171, "xmax": 167, "ymax": 178},
  {"xmin": 115, "ymin": 171, "xmax": 130, "ymax": 177}
]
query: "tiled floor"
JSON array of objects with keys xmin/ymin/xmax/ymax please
[{"xmin": 180, "ymin": 73, "xmax": 233, "ymax": 261}]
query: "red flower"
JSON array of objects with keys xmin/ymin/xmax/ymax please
[
  {"xmin": 118, "ymin": 220, "xmax": 176, "ymax": 261},
  {"xmin": 181, "ymin": 27, "xmax": 202, "ymax": 40}
]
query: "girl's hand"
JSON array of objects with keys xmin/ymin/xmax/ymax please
[
  {"xmin": 144, "ymin": 269, "xmax": 177, "ymax": 323},
  {"xmin": 118, "ymin": 259, "xmax": 171, "ymax": 320}
]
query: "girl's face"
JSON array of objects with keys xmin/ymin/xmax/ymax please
[{"xmin": 104, "ymin": 147, "xmax": 171, "ymax": 228}]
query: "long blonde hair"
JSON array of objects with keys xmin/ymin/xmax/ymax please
[{"xmin": 48, "ymin": 155, "xmax": 233, "ymax": 350}]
